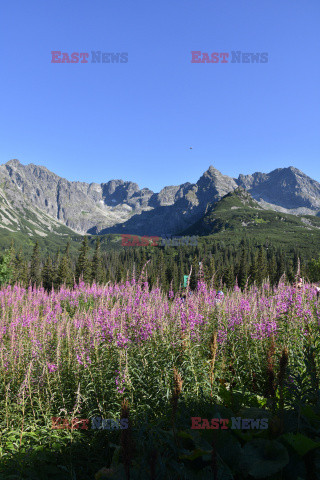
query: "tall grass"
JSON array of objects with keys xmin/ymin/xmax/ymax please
[{"xmin": 0, "ymin": 278, "xmax": 319, "ymax": 477}]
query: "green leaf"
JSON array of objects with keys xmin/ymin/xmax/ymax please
[
  {"xmin": 110, "ymin": 445, "xmax": 122, "ymax": 466},
  {"xmin": 301, "ymin": 405, "xmax": 320, "ymax": 423},
  {"xmin": 240, "ymin": 439, "xmax": 289, "ymax": 479},
  {"xmin": 281, "ymin": 433, "xmax": 320, "ymax": 457},
  {"xmin": 214, "ymin": 432, "xmax": 242, "ymax": 471},
  {"xmin": 179, "ymin": 448, "xmax": 210, "ymax": 461},
  {"xmin": 238, "ymin": 407, "xmax": 272, "ymax": 419},
  {"xmin": 177, "ymin": 430, "xmax": 193, "ymax": 440}
]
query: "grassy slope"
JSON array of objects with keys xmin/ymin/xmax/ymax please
[
  {"xmin": 180, "ymin": 188, "xmax": 320, "ymax": 256},
  {"xmin": 2, "ymin": 184, "xmax": 320, "ymax": 260}
]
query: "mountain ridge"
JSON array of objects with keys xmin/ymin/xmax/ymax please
[{"xmin": 1, "ymin": 159, "xmax": 320, "ymax": 236}]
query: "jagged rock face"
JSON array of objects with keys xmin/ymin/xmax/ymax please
[
  {"xmin": 0, "ymin": 160, "xmax": 239, "ymax": 235},
  {"xmin": 95, "ymin": 168, "xmax": 238, "ymax": 236},
  {"xmin": 236, "ymin": 167, "xmax": 320, "ymax": 213},
  {"xmin": 0, "ymin": 160, "xmax": 156, "ymax": 234},
  {"xmin": 0, "ymin": 160, "xmax": 320, "ymax": 236},
  {"xmin": 195, "ymin": 166, "xmax": 238, "ymax": 204}
]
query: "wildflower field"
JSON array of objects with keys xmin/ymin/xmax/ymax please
[{"xmin": 0, "ymin": 278, "xmax": 320, "ymax": 479}]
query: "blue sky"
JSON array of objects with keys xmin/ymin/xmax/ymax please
[{"xmin": 1, "ymin": 0, "xmax": 319, "ymax": 192}]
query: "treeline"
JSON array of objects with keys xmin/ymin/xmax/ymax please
[{"xmin": 0, "ymin": 236, "xmax": 320, "ymax": 291}]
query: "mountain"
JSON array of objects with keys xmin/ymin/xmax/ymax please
[
  {"xmin": 0, "ymin": 172, "xmax": 81, "ymax": 254},
  {"xmin": 180, "ymin": 188, "xmax": 320, "ymax": 253},
  {"xmin": 0, "ymin": 161, "xmax": 238, "ymax": 236},
  {"xmin": 0, "ymin": 159, "xmax": 155, "ymax": 235},
  {"xmin": 180, "ymin": 187, "xmax": 262, "ymax": 236},
  {"xmin": 1, "ymin": 160, "xmax": 320, "ymax": 240},
  {"xmin": 236, "ymin": 166, "xmax": 320, "ymax": 215}
]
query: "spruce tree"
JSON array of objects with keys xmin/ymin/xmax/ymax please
[
  {"xmin": 13, "ymin": 248, "xmax": 24, "ymax": 284},
  {"xmin": 249, "ymin": 251, "xmax": 258, "ymax": 286},
  {"xmin": 189, "ymin": 258, "xmax": 198, "ymax": 291},
  {"xmin": 286, "ymin": 260, "xmax": 295, "ymax": 283},
  {"xmin": 172, "ymin": 262, "xmax": 179, "ymax": 292},
  {"xmin": 157, "ymin": 250, "xmax": 167, "ymax": 288},
  {"xmin": 0, "ymin": 250, "xmax": 13, "ymax": 286},
  {"xmin": 76, "ymin": 236, "xmax": 92, "ymax": 284},
  {"xmin": 8, "ymin": 241, "xmax": 16, "ymax": 284},
  {"xmin": 223, "ymin": 264, "xmax": 234, "ymax": 289},
  {"xmin": 308, "ymin": 256, "xmax": 320, "ymax": 282},
  {"xmin": 52, "ymin": 251, "xmax": 61, "ymax": 289},
  {"xmin": 92, "ymin": 237, "xmax": 105, "ymax": 284},
  {"xmin": 30, "ymin": 241, "xmax": 42, "ymax": 286},
  {"xmin": 21, "ymin": 260, "xmax": 29, "ymax": 287},
  {"xmin": 238, "ymin": 249, "xmax": 249, "ymax": 290},
  {"xmin": 165, "ymin": 263, "xmax": 174, "ymax": 286},
  {"xmin": 43, "ymin": 256, "xmax": 54, "ymax": 291},
  {"xmin": 277, "ymin": 251, "xmax": 286, "ymax": 283},
  {"xmin": 268, "ymin": 252, "xmax": 278, "ymax": 286},
  {"xmin": 204, "ymin": 255, "xmax": 215, "ymax": 285},
  {"xmin": 58, "ymin": 241, "xmax": 73, "ymax": 287},
  {"xmin": 256, "ymin": 246, "xmax": 268, "ymax": 285}
]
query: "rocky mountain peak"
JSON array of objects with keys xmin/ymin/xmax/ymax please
[
  {"xmin": 5, "ymin": 159, "xmax": 21, "ymax": 168},
  {"xmin": 196, "ymin": 165, "xmax": 237, "ymax": 200},
  {"xmin": 1, "ymin": 160, "xmax": 320, "ymax": 236}
]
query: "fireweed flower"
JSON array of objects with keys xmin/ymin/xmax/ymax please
[
  {"xmin": 115, "ymin": 369, "xmax": 126, "ymax": 394},
  {"xmin": 47, "ymin": 363, "xmax": 58, "ymax": 373},
  {"xmin": 0, "ymin": 279, "xmax": 319, "ymax": 408}
]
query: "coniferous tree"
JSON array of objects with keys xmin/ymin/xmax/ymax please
[
  {"xmin": 43, "ymin": 256, "xmax": 54, "ymax": 291},
  {"xmin": 293, "ymin": 251, "xmax": 300, "ymax": 276},
  {"xmin": 52, "ymin": 251, "xmax": 61, "ymax": 289},
  {"xmin": 277, "ymin": 251, "xmax": 286, "ymax": 283},
  {"xmin": 115, "ymin": 264, "xmax": 123, "ymax": 283},
  {"xmin": 165, "ymin": 263, "xmax": 174, "ymax": 286},
  {"xmin": 13, "ymin": 248, "xmax": 29, "ymax": 287},
  {"xmin": 58, "ymin": 241, "xmax": 73, "ymax": 287},
  {"xmin": 12, "ymin": 248, "xmax": 24, "ymax": 284},
  {"xmin": 76, "ymin": 236, "xmax": 92, "ymax": 284},
  {"xmin": 268, "ymin": 252, "xmax": 278, "ymax": 286},
  {"xmin": 157, "ymin": 249, "xmax": 167, "ymax": 289},
  {"xmin": 256, "ymin": 246, "xmax": 268, "ymax": 285},
  {"xmin": 189, "ymin": 258, "xmax": 198, "ymax": 291},
  {"xmin": 249, "ymin": 251, "xmax": 258, "ymax": 286},
  {"xmin": 286, "ymin": 259, "xmax": 295, "ymax": 283},
  {"xmin": 171, "ymin": 262, "xmax": 179, "ymax": 291},
  {"xmin": 8, "ymin": 241, "xmax": 16, "ymax": 284},
  {"xmin": 204, "ymin": 255, "xmax": 215, "ymax": 285},
  {"xmin": 21, "ymin": 260, "xmax": 29, "ymax": 287},
  {"xmin": 238, "ymin": 249, "xmax": 249, "ymax": 290},
  {"xmin": 30, "ymin": 241, "xmax": 42, "ymax": 286},
  {"xmin": 92, "ymin": 237, "xmax": 105, "ymax": 284},
  {"xmin": 223, "ymin": 264, "xmax": 234, "ymax": 289},
  {"xmin": 0, "ymin": 250, "xmax": 13, "ymax": 286}
]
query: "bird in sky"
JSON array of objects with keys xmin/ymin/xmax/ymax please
[{"xmin": 189, "ymin": 147, "xmax": 192, "ymax": 149}]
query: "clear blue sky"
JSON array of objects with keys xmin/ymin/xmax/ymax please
[{"xmin": 1, "ymin": 0, "xmax": 319, "ymax": 192}]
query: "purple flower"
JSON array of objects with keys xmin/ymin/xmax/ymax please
[{"xmin": 47, "ymin": 363, "xmax": 58, "ymax": 373}]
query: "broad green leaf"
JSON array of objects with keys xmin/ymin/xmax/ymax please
[
  {"xmin": 241, "ymin": 439, "xmax": 289, "ymax": 479},
  {"xmin": 281, "ymin": 433, "xmax": 320, "ymax": 457},
  {"xmin": 301, "ymin": 405, "xmax": 320, "ymax": 423},
  {"xmin": 179, "ymin": 448, "xmax": 210, "ymax": 461}
]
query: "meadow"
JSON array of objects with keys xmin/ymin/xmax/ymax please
[{"xmin": 0, "ymin": 276, "xmax": 319, "ymax": 479}]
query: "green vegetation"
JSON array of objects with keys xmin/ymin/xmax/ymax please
[
  {"xmin": 1, "ymin": 188, "xmax": 320, "ymax": 291},
  {"xmin": 0, "ymin": 280, "xmax": 319, "ymax": 478},
  {"xmin": 182, "ymin": 189, "xmax": 320, "ymax": 251}
]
